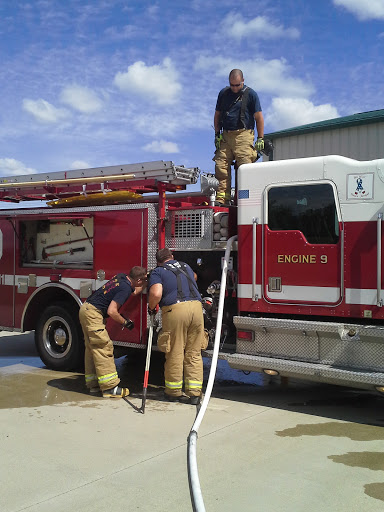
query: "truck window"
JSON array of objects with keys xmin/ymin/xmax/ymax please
[
  {"xmin": 19, "ymin": 217, "xmax": 94, "ymax": 268},
  {"xmin": 267, "ymin": 183, "xmax": 339, "ymax": 244}
]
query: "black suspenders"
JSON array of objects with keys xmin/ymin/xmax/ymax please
[
  {"xmin": 163, "ymin": 262, "xmax": 200, "ymax": 302},
  {"xmin": 220, "ymin": 86, "xmax": 250, "ymax": 129}
]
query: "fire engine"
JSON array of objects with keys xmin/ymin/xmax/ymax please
[{"xmin": 1, "ymin": 155, "xmax": 384, "ymax": 392}]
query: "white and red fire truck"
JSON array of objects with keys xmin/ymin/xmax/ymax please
[{"xmin": 1, "ymin": 155, "xmax": 384, "ymax": 392}]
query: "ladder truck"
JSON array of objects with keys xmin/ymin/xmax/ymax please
[{"xmin": 1, "ymin": 155, "xmax": 384, "ymax": 393}]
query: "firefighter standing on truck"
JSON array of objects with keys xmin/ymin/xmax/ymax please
[
  {"xmin": 213, "ymin": 68, "xmax": 266, "ymax": 206},
  {"xmin": 79, "ymin": 266, "xmax": 147, "ymax": 398},
  {"xmin": 148, "ymin": 248, "xmax": 207, "ymax": 405}
]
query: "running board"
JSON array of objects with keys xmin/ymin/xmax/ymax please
[{"xmin": 225, "ymin": 353, "xmax": 384, "ymax": 390}]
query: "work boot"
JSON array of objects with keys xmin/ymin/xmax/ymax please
[
  {"xmin": 102, "ymin": 385, "xmax": 130, "ymax": 398},
  {"xmin": 89, "ymin": 386, "xmax": 101, "ymax": 395},
  {"xmin": 163, "ymin": 392, "xmax": 201, "ymax": 405},
  {"xmin": 163, "ymin": 392, "xmax": 183, "ymax": 402},
  {"xmin": 189, "ymin": 396, "xmax": 201, "ymax": 405}
]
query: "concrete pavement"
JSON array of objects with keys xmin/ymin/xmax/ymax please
[{"xmin": 1, "ymin": 330, "xmax": 384, "ymax": 512}]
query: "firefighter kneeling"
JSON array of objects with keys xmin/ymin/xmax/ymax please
[{"xmin": 148, "ymin": 248, "xmax": 208, "ymax": 405}]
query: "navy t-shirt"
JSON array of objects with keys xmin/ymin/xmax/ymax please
[
  {"xmin": 87, "ymin": 273, "xmax": 134, "ymax": 316},
  {"xmin": 216, "ymin": 85, "xmax": 261, "ymax": 131},
  {"xmin": 148, "ymin": 260, "xmax": 200, "ymax": 307}
]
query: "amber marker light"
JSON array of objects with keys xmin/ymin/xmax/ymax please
[{"xmin": 263, "ymin": 369, "xmax": 280, "ymax": 376}]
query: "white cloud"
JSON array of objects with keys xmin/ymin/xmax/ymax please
[
  {"xmin": 142, "ymin": 140, "xmax": 180, "ymax": 153},
  {"xmin": 333, "ymin": 0, "xmax": 384, "ymax": 20},
  {"xmin": 22, "ymin": 98, "xmax": 70, "ymax": 123},
  {"xmin": 246, "ymin": 59, "xmax": 313, "ymax": 97},
  {"xmin": 266, "ymin": 97, "xmax": 340, "ymax": 131},
  {"xmin": 60, "ymin": 85, "xmax": 103, "ymax": 114},
  {"xmin": 135, "ymin": 113, "xmax": 180, "ymax": 137},
  {"xmin": 70, "ymin": 160, "xmax": 91, "ymax": 169},
  {"xmin": 0, "ymin": 158, "xmax": 36, "ymax": 176},
  {"xmin": 195, "ymin": 56, "xmax": 313, "ymax": 97},
  {"xmin": 222, "ymin": 13, "xmax": 300, "ymax": 40},
  {"xmin": 114, "ymin": 58, "xmax": 182, "ymax": 105}
]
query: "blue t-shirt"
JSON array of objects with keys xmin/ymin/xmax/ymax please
[
  {"xmin": 87, "ymin": 273, "xmax": 134, "ymax": 316},
  {"xmin": 216, "ymin": 85, "xmax": 261, "ymax": 131},
  {"xmin": 148, "ymin": 260, "xmax": 200, "ymax": 307}
]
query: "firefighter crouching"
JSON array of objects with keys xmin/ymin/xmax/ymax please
[
  {"xmin": 79, "ymin": 266, "xmax": 147, "ymax": 398},
  {"xmin": 148, "ymin": 248, "xmax": 208, "ymax": 405}
]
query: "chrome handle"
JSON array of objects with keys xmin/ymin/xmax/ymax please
[{"xmin": 377, "ymin": 213, "xmax": 383, "ymax": 307}]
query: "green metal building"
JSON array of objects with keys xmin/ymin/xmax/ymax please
[{"xmin": 265, "ymin": 109, "xmax": 384, "ymax": 161}]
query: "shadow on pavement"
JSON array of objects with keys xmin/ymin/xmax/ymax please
[{"xmin": 2, "ymin": 334, "xmax": 384, "ymax": 428}]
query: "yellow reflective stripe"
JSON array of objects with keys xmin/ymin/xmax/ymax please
[
  {"xmin": 165, "ymin": 380, "xmax": 183, "ymax": 390},
  {"xmin": 85, "ymin": 374, "xmax": 97, "ymax": 382},
  {"xmin": 98, "ymin": 372, "xmax": 118, "ymax": 384},
  {"xmin": 185, "ymin": 380, "xmax": 202, "ymax": 389}
]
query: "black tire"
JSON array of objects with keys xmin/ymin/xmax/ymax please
[{"xmin": 35, "ymin": 302, "xmax": 84, "ymax": 371}]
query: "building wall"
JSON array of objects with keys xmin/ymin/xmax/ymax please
[{"xmin": 268, "ymin": 121, "xmax": 384, "ymax": 162}]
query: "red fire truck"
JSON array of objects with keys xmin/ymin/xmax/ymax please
[{"xmin": 1, "ymin": 155, "xmax": 384, "ymax": 392}]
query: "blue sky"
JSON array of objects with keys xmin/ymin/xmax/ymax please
[{"xmin": 0, "ymin": 0, "xmax": 383, "ymax": 180}]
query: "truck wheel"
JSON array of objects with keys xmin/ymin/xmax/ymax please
[{"xmin": 35, "ymin": 303, "xmax": 84, "ymax": 371}]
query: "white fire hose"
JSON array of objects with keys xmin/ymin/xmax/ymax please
[{"xmin": 187, "ymin": 235, "xmax": 238, "ymax": 512}]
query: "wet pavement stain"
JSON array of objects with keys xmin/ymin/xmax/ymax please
[
  {"xmin": 0, "ymin": 371, "xmax": 99, "ymax": 409},
  {"xmin": 276, "ymin": 423, "xmax": 384, "ymax": 504},
  {"xmin": 275, "ymin": 422, "xmax": 384, "ymax": 441},
  {"xmin": 364, "ymin": 482, "xmax": 384, "ymax": 502},
  {"xmin": 0, "ymin": 351, "xmax": 168, "ymax": 410},
  {"xmin": 328, "ymin": 451, "xmax": 384, "ymax": 471},
  {"xmin": 0, "ymin": 373, "xmax": 169, "ymax": 411},
  {"xmin": 0, "ymin": 353, "xmax": 176, "ymax": 411}
]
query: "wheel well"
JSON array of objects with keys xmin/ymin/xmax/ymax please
[{"xmin": 23, "ymin": 286, "xmax": 81, "ymax": 331}]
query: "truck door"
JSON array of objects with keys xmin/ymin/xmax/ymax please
[
  {"xmin": 0, "ymin": 219, "xmax": 15, "ymax": 328},
  {"xmin": 263, "ymin": 181, "xmax": 342, "ymax": 305}
]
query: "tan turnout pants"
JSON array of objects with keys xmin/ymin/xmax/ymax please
[
  {"xmin": 159, "ymin": 300, "xmax": 205, "ymax": 397},
  {"xmin": 213, "ymin": 129, "xmax": 256, "ymax": 203},
  {"xmin": 79, "ymin": 302, "xmax": 120, "ymax": 391}
]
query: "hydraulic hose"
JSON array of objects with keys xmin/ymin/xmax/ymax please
[{"xmin": 187, "ymin": 235, "xmax": 238, "ymax": 512}]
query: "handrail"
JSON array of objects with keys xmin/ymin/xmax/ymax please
[
  {"xmin": 252, "ymin": 217, "xmax": 258, "ymax": 301},
  {"xmin": 377, "ymin": 212, "xmax": 383, "ymax": 307},
  {"xmin": 0, "ymin": 173, "xmax": 136, "ymax": 190}
]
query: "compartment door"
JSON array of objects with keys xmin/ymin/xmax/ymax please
[
  {"xmin": 0, "ymin": 220, "xmax": 15, "ymax": 327},
  {"xmin": 94, "ymin": 209, "xmax": 147, "ymax": 344},
  {"xmin": 263, "ymin": 182, "xmax": 342, "ymax": 305}
]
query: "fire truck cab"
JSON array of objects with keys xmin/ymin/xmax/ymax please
[{"xmin": 232, "ymin": 154, "xmax": 384, "ymax": 391}]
